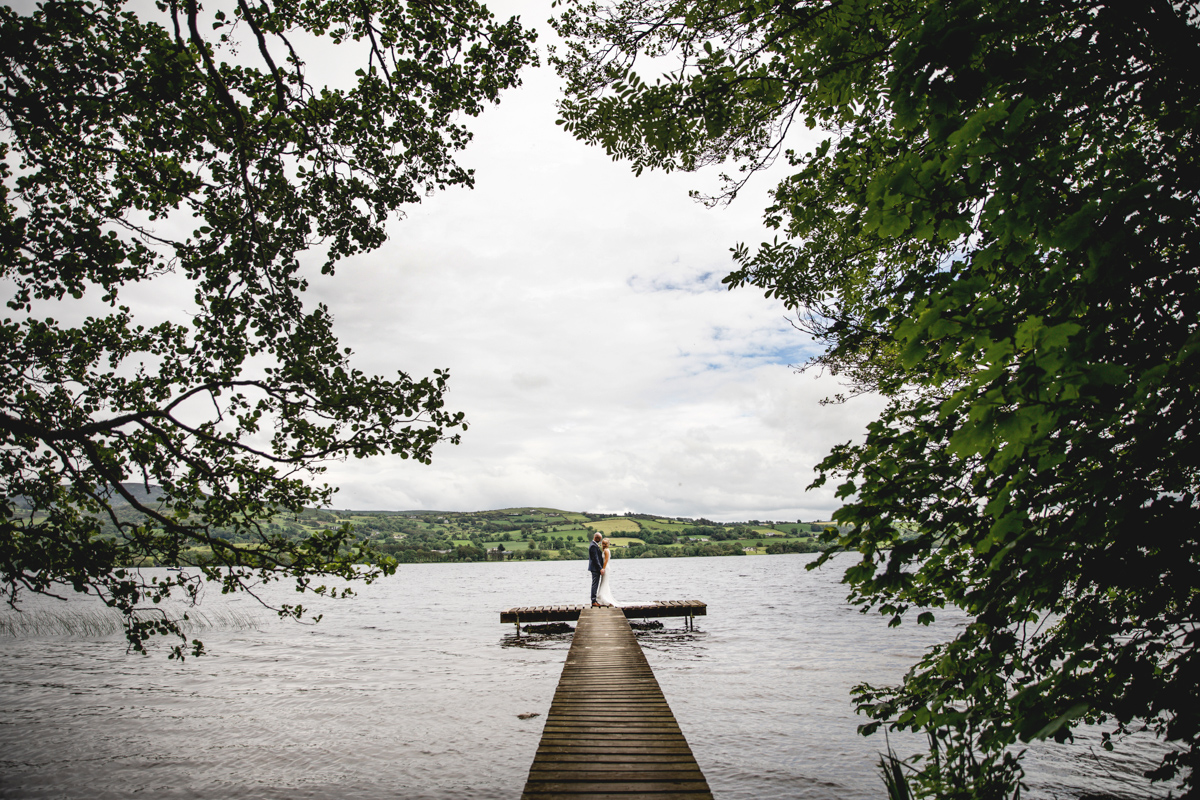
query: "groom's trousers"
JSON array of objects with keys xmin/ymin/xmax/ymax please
[{"xmin": 590, "ymin": 571, "xmax": 601, "ymax": 604}]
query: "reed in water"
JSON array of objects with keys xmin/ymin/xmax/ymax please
[{"xmin": 0, "ymin": 606, "xmax": 262, "ymax": 638}]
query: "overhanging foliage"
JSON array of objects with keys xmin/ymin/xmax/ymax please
[
  {"xmin": 0, "ymin": 0, "xmax": 535, "ymax": 658},
  {"xmin": 552, "ymin": 0, "xmax": 1199, "ymax": 794}
]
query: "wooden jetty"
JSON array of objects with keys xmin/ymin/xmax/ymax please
[
  {"xmin": 501, "ymin": 600, "xmax": 706, "ymax": 633},
  {"xmin": 521, "ymin": 606, "xmax": 713, "ymax": 799}
]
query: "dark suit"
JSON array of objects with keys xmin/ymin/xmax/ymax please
[{"xmin": 588, "ymin": 541, "xmax": 604, "ymax": 604}]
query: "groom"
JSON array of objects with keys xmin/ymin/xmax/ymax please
[{"xmin": 587, "ymin": 531, "xmax": 605, "ymax": 607}]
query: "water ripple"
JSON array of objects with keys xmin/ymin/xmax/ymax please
[{"xmin": 0, "ymin": 556, "xmax": 1179, "ymax": 799}]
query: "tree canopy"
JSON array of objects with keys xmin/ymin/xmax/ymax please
[
  {"xmin": 552, "ymin": 0, "xmax": 1199, "ymax": 795},
  {"xmin": 0, "ymin": 0, "xmax": 534, "ymax": 658}
]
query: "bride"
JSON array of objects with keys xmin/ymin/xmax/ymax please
[{"xmin": 596, "ymin": 538, "xmax": 620, "ymax": 607}]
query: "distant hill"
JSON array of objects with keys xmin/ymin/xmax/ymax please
[
  {"xmin": 9, "ymin": 486, "xmax": 836, "ymax": 531},
  {"xmin": 8, "ymin": 482, "xmax": 168, "ymax": 511},
  {"xmin": 105, "ymin": 482, "xmax": 169, "ymax": 507},
  {"xmin": 6, "ymin": 486, "xmax": 840, "ymax": 565}
]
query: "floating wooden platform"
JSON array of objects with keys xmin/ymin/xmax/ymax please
[
  {"xmin": 500, "ymin": 600, "xmax": 706, "ymax": 627},
  {"xmin": 521, "ymin": 606, "xmax": 713, "ymax": 799}
]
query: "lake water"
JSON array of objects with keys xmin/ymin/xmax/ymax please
[{"xmin": 0, "ymin": 554, "xmax": 1179, "ymax": 799}]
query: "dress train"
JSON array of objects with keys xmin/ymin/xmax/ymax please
[{"xmin": 596, "ymin": 561, "xmax": 620, "ymax": 607}]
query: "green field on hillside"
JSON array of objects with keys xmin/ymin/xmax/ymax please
[{"xmin": 27, "ymin": 495, "xmax": 841, "ymax": 566}]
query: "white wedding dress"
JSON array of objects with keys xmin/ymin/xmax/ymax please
[{"xmin": 596, "ymin": 553, "xmax": 620, "ymax": 607}]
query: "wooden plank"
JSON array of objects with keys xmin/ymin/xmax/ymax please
[
  {"xmin": 520, "ymin": 796, "xmax": 705, "ymax": 800},
  {"xmin": 528, "ymin": 769, "xmax": 707, "ymax": 781},
  {"xmin": 525, "ymin": 780, "xmax": 711, "ymax": 791},
  {"xmin": 534, "ymin": 744, "xmax": 693, "ymax": 753},
  {"xmin": 539, "ymin": 731, "xmax": 688, "ymax": 739},
  {"xmin": 540, "ymin": 713, "xmax": 683, "ymax": 719},
  {"xmin": 539, "ymin": 711, "xmax": 677, "ymax": 720},
  {"xmin": 531, "ymin": 756, "xmax": 700, "ymax": 766},
  {"xmin": 541, "ymin": 725, "xmax": 682, "ymax": 732},
  {"xmin": 543, "ymin": 719, "xmax": 679, "ymax": 726},
  {"xmin": 520, "ymin": 607, "xmax": 712, "ymax": 800},
  {"xmin": 501, "ymin": 601, "xmax": 705, "ymax": 625}
]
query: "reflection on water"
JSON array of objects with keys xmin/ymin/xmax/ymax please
[{"xmin": 0, "ymin": 555, "xmax": 1179, "ymax": 799}]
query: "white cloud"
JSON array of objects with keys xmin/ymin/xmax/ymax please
[{"xmin": 295, "ymin": 19, "xmax": 886, "ymax": 522}]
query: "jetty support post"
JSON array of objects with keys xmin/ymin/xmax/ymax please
[
  {"xmin": 500, "ymin": 600, "xmax": 706, "ymax": 630},
  {"xmin": 514, "ymin": 613, "xmax": 521, "ymax": 638}
]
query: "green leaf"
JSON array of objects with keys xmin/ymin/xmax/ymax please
[{"xmin": 1031, "ymin": 703, "xmax": 1090, "ymax": 741}]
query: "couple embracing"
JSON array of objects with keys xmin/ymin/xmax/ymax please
[{"xmin": 587, "ymin": 531, "xmax": 620, "ymax": 607}]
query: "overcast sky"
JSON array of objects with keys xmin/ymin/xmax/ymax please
[
  {"xmin": 15, "ymin": 0, "xmax": 885, "ymax": 522},
  {"xmin": 276, "ymin": 2, "xmax": 883, "ymax": 522}
]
